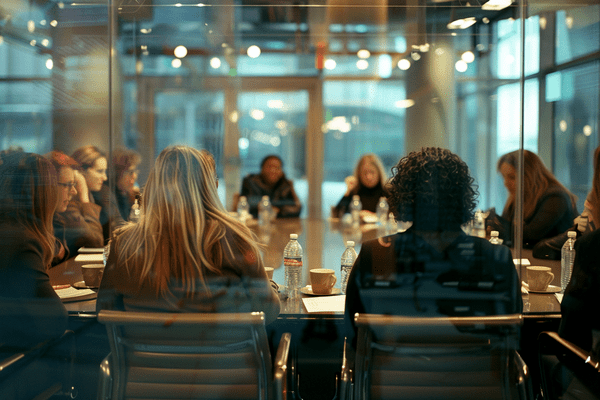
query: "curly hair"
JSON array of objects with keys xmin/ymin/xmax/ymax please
[{"xmin": 387, "ymin": 147, "xmax": 478, "ymax": 230}]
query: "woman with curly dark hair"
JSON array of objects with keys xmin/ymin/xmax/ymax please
[{"xmin": 344, "ymin": 148, "xmax": 521, "ymax": 343}]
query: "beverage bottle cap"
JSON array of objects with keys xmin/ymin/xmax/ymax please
[
  {"xmin": 346, "ymin": 241, "xmax": 355, "ymax": 247},
  {"xmin": 290, "ymin": 233, "xmax": 298, "ymax": 239},
  {"xmin": 568, "ymin": 231, "xmax": 577, "ymax": 238}
]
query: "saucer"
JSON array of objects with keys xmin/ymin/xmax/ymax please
[
  {"xmin": 528, "ymin": 285, "xmax": 561, "ymax": 294},
  {"xmin": 301, "ymin": 286, "xmax": 342, "ymax": 296},
  {"xmin": 72, "ymin": 281, "xmax": 99, "ymax": 290}
]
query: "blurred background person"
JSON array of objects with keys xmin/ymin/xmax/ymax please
[
  {"xmin": 97, "ymin": 146, "xmax": 280, "ymax": 324},
  {"xmin": 345, "ymin": 148, "xmax": 521, "ymax": 342},
  {"xmin": 533, "ymin": 145, "xmax": 600, "ymax": 259},
  {"xmin": 333, "ymin": 153, "xmax": 389, "ymax": 218},
  {"xmin": 234, "ymin": 154, "xmax": 301, "ymax": 218},
  {"xmin": 112, "ymin": 148, "xmax": 142, "ymax": 221},
  {"xmin": 493, "ymin": 150, "xmax": 578, "ymax": 248},
  {"xmin": 0, "ymin": 151, "xmax": 68, "ymax": 349},
  {"xmin": 45, "ymin": 151, "xmax": 103, "ymax": 265},
  {"xmin": 71, "ymin": 145, "xmax": 123, "ymax": 242}
]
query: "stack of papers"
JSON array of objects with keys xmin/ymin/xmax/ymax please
[
  {"xmin": 74, "ymin": 253, "xmax": 104, "ymax": 263},
  {"xmin": 54, "ymin": 286, "xmax": 97, "ymax": 302},
  {"xmin": 302, "ymin": 295, "xmax": 346, "ymax": 313}
]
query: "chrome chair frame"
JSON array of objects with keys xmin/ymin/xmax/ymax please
[{"xmin": 97, "ymin": 310, "xmax": 291, "ymax": 400}]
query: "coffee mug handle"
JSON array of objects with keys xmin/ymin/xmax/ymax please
[
  {"xmin": 544, "ymin": 272, "xmax": 554, "ymax": 285},
  {"xmin": 327, "ymin": 275, "xmax": 337, "ymax": 288}
]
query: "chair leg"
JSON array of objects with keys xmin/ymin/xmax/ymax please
[{"xmin": 97, "ymin": 355, "xmax": 112, "ymax": 400}]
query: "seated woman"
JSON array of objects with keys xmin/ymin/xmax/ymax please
[
  {"xmin": 344, "ymin": 148, "xmax": 521, "ymax": 341},
  {"xmin": 0, "ymin": 151, "xmax": 68, "ymax": 349},
  {"xmin": 112, "ymin": 148, "xmax": 142, "ymax": 221},
  {"xmin": 235, "ymin": 154, "xmax": 302, "ymax": 218},
  {"xmin": 533, "ymin": 145, "xmax": 600, "ymax": 259},
  {"xmin": 45, "ymin": 151, "xmax": 103, "ymax": 265},
  {"xmin": 333, "ymin": 153, "xmax": 389, "ymax": 218},
  {"xmin": 71, "ymin": 145, "xmax": 124, "ymax": 241},
  {"xmin": 97, "ymin": 146, "xmax": 280, "ymax": 324},
  {"xmin": 495, "ymin": 150, "xmax": 577, "ymax": 248}
]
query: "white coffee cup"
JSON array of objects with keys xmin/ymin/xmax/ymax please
[
  {"xmin": 527, "ymin": 266, "xmax": 554, "ymax": 291},
  {"xmin": 310, "ymin": 269, "xmax": 337, "ymax": 295},
  {"xmin": 264, "ymin": 267, "xmax": 274, "ymax": 280}
]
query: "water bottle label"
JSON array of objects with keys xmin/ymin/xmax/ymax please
[{"xmin": 284, "ymin": 257, "xmax": 302, "ymax": 267}]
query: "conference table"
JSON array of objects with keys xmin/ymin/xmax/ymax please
[{"xmin": 48, "ymin": 217, "xmax": 562, "ymax": 400}]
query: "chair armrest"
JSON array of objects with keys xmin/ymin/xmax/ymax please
[
  {"xmin": 273, "ymin": 332, "xmax": 291, "ymax": 400},
  {"xmin": 539, "ymin": 331, "xmax": 599, "ymax": 371},
  {"xmin": 0, "ymin": 330, "xmax": 72, "ymax": 382},
  {"xmin": 97, "ymin": 354, "xmax": 112, "ymax": 400},
  {"xmin": 340, "ymin": 337, "xmax": 354, "ymax": 400},
  {"xmin": 514, "ymin": 351, "xmax": 534, "ymax": 400}
]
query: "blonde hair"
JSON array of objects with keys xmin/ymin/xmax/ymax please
[
  {"xmin": 0, "ymin": 152, "xmax": 58, "ymax": 267},
  {"xmin": 498, "ymin": 150, "xmax": 577, "ymax": 220},
  {"xmin": 353, "ymin": 153, "xmax": 387, "ymax": 190},
  {"xmin": 115, "ymin": 145, "xmax": 264, "ymax": 296}
]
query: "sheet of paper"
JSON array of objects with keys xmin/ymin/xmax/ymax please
[
  {"xmin": 74, "ymin": 253, "xmax": 104, "ymax": 263},
  {"xmin": 513, "ymin": 258, "xmax": 530, "ymax": 267},
  {"xmin": 555, "ymin": 293, "xmax": 564, "ymax": 304},
  {"xmin": 78, "ymin": 247, "xmax": 104, "ymax": 253},
  {"xmin": 302, "ymin": 295, "xmax": 346, "ymax": 313},
  {"xmin": 54, "ymin": 287, "xmax": 97, "ymax": 302}
]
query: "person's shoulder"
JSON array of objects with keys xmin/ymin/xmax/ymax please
[{"xmin": 576, "ymin": 228, "xmax": 600, "ymax": 251}]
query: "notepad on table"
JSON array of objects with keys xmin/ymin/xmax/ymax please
[
  {"xmin": 302, "ymin": 295, "xmax": 346, "ymax": 313},
  {"xmin": 54, "ymin": 287, "xmax": 97, "ymax": 302},
  {"xmin": 74, "ymin": 253, "xmax": 104, "ymax": 263},
  {"xmin": 513, "ymin": 258, "xmax": 530, "ymax": 267}
]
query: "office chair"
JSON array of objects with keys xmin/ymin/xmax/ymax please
[{"xmin": 97, "ymin": 310, "xmax": 291, "ymax": 400}]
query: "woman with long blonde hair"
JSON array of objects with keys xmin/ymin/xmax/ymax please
[
  {"xmin": 497, "ymin": 150, "xmax": 577, "ymax": 248},
  {"xmin": 97, "ymin": 146, "xmax": 280, "ymax": 323}
]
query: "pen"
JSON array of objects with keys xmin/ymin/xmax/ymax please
[{"xmin": 52, "ymin": 284, "xmax": 71, "ymax": 290}]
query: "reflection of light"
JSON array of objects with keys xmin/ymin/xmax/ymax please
[
  {"xmin": 27, "ymin": 20, "xmax": 35, "ymax": 33},
  {"xmin": 0, "ymin": 36, "xmax": 4, "ymax": 45},
  {"xmin": 435, "ymin": 48, "xmax": 445, "ymax": 56},
  {"xmin": 135, "ymin": 60, "xmax": 143, "ymax": 74},
  {"xmin": 326, "ymin": 116, "xmax": 352, "ymax": 133},
  {"xmin": 482, "ymin": 0, "xmax": 512, "ymax": 11},
  {"xmin": 276, "ymin": 120, "xmax": 287, "ymax": 129},
  {"xmin": 267, "ymin": 100, "xmax": 283, "ymax": 109},
  {"xmin": 247, "ymin": 45, "xmax": 261, "ymax": 58},
  {"xmin": 238, "ymin": 138, "xmax": 249, "ymax": 150},
  {"xmin": 539, "ymin": 17, "xmax": 547, "ymax": 30},
  {"xmin": 398, "ymin": 59, "xmax": 411, "ymax": 70},
  {"xmin": 58, "ymin": 2, "xmax": 64, "ymax": 9},
  {"xmin": 45, "ymin": 59, "xmax": 53, "ymax": 70},
  {"xmin": 447, "ymin": 17, "xmax": 476, "ymax": 30},
  {"xmin": 351, "ymin": 115, "xmax": 359, "ymax": 124},
  {"xmin": 451, "ymin": 32, "xmax": 457, "ymax": 36},
  {"xmin": 419, "ymin": 43, "xmax": 430, "ymax": 52},
  {"xmin": 270, "ymin": 137, "xmax": 281, "ymax": 147},
  {"xmin": 210, "ymin": 57, "xmax": 221, "ymax": 69},
  {"xmin": 455, "ymin": 60, "xmax": 468, "ymax": 72},
  {"xmin": 583, "ymin": 125, "xmax": 592, "ymax": 136},
  {"xmin": 197, "ymin": 3, "xmax": 205, "ymax": 6},
  {"xmin": 229, "ymin": 111, "xmax": 239, "ymax": 123},
  {"xmin": 171, "ymin": 58, "xmax": 182, "ymax": 68},
  {"xmin": 175, "ymin": 3, "xmax": 182, "ymax": 6},
  {"xmin": 411, "ymin": 52, "xmax": 421, "ymax": 61},
  {"xmin": 40, "ymin": 20, "xmax": 47, "ymax": 26},
  {"xmin": 324, "ymin": 59, "xmax": 337, "ymax": 70},
  {"xmin": 559, "ymin": 120, "xmax": 568, "ymax": 132},
  {"xmin": 251, "ymin": 130, "xmax": 281, "ymax": 147},
  {"xmin": 356, "ymin": 59, "xmax": 368, "ymax": 70},
  {"xmin": 394, "ymin": 99, "xmax": 415, "ymax": 108},
  {"xmin": 41, "ymin": 39, "xmax": 50, "ymax": 47},
  {"xmin": 482, "ymin": 17, "xmax": 490, "ymax": 24},
  {"xmin": 565, "ymin": 16, "xmax": 574, "ymax": 29},
  {"xmin": 357, "ymin": 49, "xmax": 370, "ymax": 59},
  {"xmin": 476, "ymin": 43, "xmax": 485, "ymax": 51},
  {"xmin": 250, "ymin": 109, "xmax": 265, "ymax": 120},
  {"xmin": 461, "ymin": 51, "xmax": 475, "ymax": 63},
  {"xmin": 174, "ymin": 45, "xmax": 187, "ymax": 58},
  {"xmin": 140, "ymin": 28, "xmax": 152, "ymax": 34},
  {"xmin": 50, "ymin": 20, "xmax": 58, "ymax": 27},
  {"xmin": 30, "ymin": 40, "xmax": 37, "ymax": 46}
]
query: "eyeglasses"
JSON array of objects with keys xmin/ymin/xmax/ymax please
[
  {"xmin": 124, "ymin": 169, "xmax": 139, "ymax": 176},
  {"xmin": 58, "ymin": 182, "xmax": 76, "ymax": 189}
]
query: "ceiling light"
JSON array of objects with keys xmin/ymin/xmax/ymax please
[
  {"xmin": 171, "ymin": 58, "xmax": 182, "ymax": 68},
  {"xmin": 357, "ymin": 49, "xmax": 370, "ymax": 59},
  {"xmin": 461, "ymin": 51, "xmax": 475, "ymax": 63},
  {"xmin": 174, "ymin": 45, "xmax": 187, "ymax": 58},
  {"xmin": 210, "ymin": 57, "xmax": 221, "ymax": 69},
  {"xmin": 398, "ymin": 59, "xmax": 411, "ymax": 70},
  {"xmin": 455, "ymin": 60, "xmax": 468, "ymax": 72},
  {"xmin": 45, "ymin": 59, "xmax": 53, "ymax": 70},
  {"xmin": 247, "ymin": 45, "xmax": 261, "ymax": 58},
  {"xmin": 447, "ymin": 17, "xmax": 476, "ymax": 30},
  {"xmin": 356, "ymin": 59, "xmax": 369, "ymax": 70},
  {"xmin": 324, "ymin": 59, "xmax": 337, "ymax": 70},
  {"xmin": 411, "ymin": 52, "xmax": 421, "ymax": 61},
  {"xmin": 394, "ymin": 99, "xmax": 415, "ymax": 109},
  {"xmin": 482, "ymin": 0, "xmax": 512, "ymax": 11}
]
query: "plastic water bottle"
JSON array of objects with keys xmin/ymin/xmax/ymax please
[
  {"xmin": 489, "ymin": 231, "xmax": 501, "ymax": 245},
  {"xmin": 472, "ymin": 210, "xmax": 486, "ymax": 238},
  {"xmin": 129, "ymin": 196, "xmax": 141, "ymax": 222},
  {"xmin": 237, "ymin": 195, "xmax": 250, "ymax": 222},
  {"xmin": 258, "ymin": 195, "xmax": 272, "ymax": 226},
  {"xmin": 561, "ymin": 231, "xmax": 577, "ymax": 292},
  {"xmin": 350, "ymin": 195, "xmax": 362, "ymax": 227},
  {"xmin": 376, "ymin": 197, "xmax": 389, "ymax": 226},
  {"xmin": 341, "ymin": 241, "xmax": 358, "ymax": 294},
  {"xmin": 284, "ymin": 233, "xmax": 303, "ymax": 299}
]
